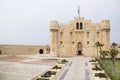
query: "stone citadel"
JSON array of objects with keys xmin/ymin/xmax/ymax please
[
  {"xmin": 0, "ymin": 17, "xmax": 111, "ymax": 57},
  {"xmin": 50, "ymin": 17, "xmax": 110, "ymax": 57}
]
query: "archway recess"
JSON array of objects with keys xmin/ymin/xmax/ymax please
[
  {"xmin": 39, "ymin": 49, "xmax": 44, "ymax": 54},
  {"xmin": 77, "ymin": 42, "xmax": 82, "ymax": 55}
]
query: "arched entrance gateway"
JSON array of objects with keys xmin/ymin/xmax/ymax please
[
  {"xmin": 77, "ymin": 42, "xmax": 82, "ymax": 55},
  {"xmin": 39, "ymin": 49, "xmax": 44, "ymax": 54}
]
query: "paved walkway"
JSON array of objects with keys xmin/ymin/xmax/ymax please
[{"xmin": 58, "ymin": 57, "xmax": 95, "ymax": 80}]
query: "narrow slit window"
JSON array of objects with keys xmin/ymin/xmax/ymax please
[
  {"xmin": 87, "ymin": 41, "xmax": 89, "ymax": 44},
  {"xmin": 80, "ymin": 22, "xmax": 83, "ymax": 29},
  {"xmin": 87, "ymin": 32, "xmax": 89, "ymax": 38},
  {"xmin": 60, "ymin": 41, "xmax": 63, "ymax": 44},
  {"xmin": 97, "ymin": 32, "xmax": 99, "ymax": 38},
  {"xmin": 76, "ymin": 22, "xmax": 79, "ymax": 29}
]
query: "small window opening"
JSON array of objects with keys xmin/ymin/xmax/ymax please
[
  {"xmin": 87, "ymin": 41, "xmax": 89, "ymax": 44},
  {"xmin": 60, "ymin": 32, "xmax": 63, "ymax": 38},
  {"xmin": 60, "ymin": 41, "xmax": 63, "ymax": 44},
  {"xmin": 72, "ymin": 41, "xmax": 74, "ymax": 44},
  {"xmin": 87, "ymin": 32, "xmax": 89, "ymax": 38},
  {"xmin": 97, "ymin": 32, "xmax": 99, "ymax": 38}
]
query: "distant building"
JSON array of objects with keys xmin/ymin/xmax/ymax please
[
  {"xmin": 116, "ymin": 44, "xmax": 120, "ymax": 52},
  {"xmin": 50, "ymin": 17, "xmax": 110, "ymax": 57}
]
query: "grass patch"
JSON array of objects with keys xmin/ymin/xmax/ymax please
[{"xmin": 98, "ymin": 59, "xmax": 120, "ymax": 80}]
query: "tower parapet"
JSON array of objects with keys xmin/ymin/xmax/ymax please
[
  {"xmin": 101, "ymin": 20, "xmax": 110, "ymax": 30},
  {"xmin": 74, "ymin": 17, "xmax": 84, "ymax": 21},
  {"xmin": 50, "ymin": 20, "xmax": 59, "ymax": 30}
]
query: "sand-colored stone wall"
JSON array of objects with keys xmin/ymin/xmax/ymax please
[{"xmin": 0, "ymin": 45, "xmax": 50, "ymax": 55}]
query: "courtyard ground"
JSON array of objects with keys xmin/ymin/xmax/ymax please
[
  {"xmin": 0, "ymin": 55, "xmax": 104, "ymax": 80},
  {"xmin": 0, "ymin": 55, "xmax": 57, "ymax": 80}
]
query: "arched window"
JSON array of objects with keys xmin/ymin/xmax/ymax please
[
  {"xmin": 80, "ymin": 22, "xmax": 83, "ymax": 29},
  {"xmin": 76, "ymin": 22, "xmax": 79, "ymax": 29}
]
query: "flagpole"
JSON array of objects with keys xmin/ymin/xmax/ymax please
[{"xmin": 78, "ymin": 5, "xmax": 80, "ymax": 18}]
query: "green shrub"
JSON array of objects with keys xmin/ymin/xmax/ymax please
[
  {"xmin": 36, "ymin": 78, "xmax": 49, "ymax": 80},
  {"xmin": 91, "ymin": 63, "xmax": 99, "ymax": 65},
  {"xmin": 89, "ymin": 59, "xmax": 97, "ymax": 62},
  {"xmin": 41, "ymin": 71, "xmax": 51, "ymax": 77},
  {"xmin": 41, "ymin": 71, "xmax": 57, "ymax": 77},
  {"xmin": 95, "ymin": 73, "xmax": 107, "ymax": 78},
  {"xmin": 58, "ymin": 59, "xmax": 68, "ymax": 64},
  {"xmin": 51, "ymin": 71, "xmax": 57, "ymax": 75},
  {"xmin": 92, "ymin": 65, "xmax": 102, "ymax": 71},
  {"xmin": 52, "ymin": 65, "xmax": 61, "ymax": 69}
]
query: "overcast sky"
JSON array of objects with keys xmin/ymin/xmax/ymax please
[{"xmin": 0, "ymin": 0, "xmax": 120, "ymax": 45}]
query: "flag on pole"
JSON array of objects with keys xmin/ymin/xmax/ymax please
[
  {"xmin": 78, "ymin": 5, "xmax": 80, "ymax": 17},
  {"xmin": 78, "ymin": 6, "xmax": 80, "ymax": 14}
]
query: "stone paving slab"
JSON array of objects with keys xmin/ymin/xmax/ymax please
[
  {"xmin": 57, "ymin": 58, "xmax": 95, "ymax": 80},
  {"xmin": 0, "ymin": 61, "xmax": 53, "ymax": 80}
]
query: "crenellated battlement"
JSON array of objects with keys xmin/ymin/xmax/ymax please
[
  {"xmin": 93, "ymin": 23, "xmax": 100, "ymax": 26},
  {"xmin": 85, "ymin": 19, "xmax": 92, "ymax": 23},
  {"xmin": 59, "ymin": 23, "xmax": 68, "ymax": 27}
]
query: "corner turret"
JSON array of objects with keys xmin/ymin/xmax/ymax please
[
  {"xmin": 50, "ymin": 20, "xmax": 59, "ymax": 31},
  {"xmin": 101, "ymin": 20, "xmax": 110, "ymax": 30}
]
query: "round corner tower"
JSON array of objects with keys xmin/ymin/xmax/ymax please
[
  {"xmin": 50, "ymin": 20, "xmax": 59, "ymax": 55},
  {"xmin": 101, "ymin": 20, "xmax": 110, "ymax": 50}
]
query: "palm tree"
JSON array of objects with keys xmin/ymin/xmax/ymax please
[
  {"xmin": 100, "ymin": 50, "xmax": 108, "ymax": 63},
  {"xmin": 95, "ymin": 41, "xmax": 100, "ymax": 58},
  {"xmin": 109, "ymin": 48, "xmax": 119, "ymax": 76},
  {"xmin": 95, "ymin": 41, "xmax": 104, "ymax": 58},
  {"xmin": 99, "ymin": 43, "xmax": 104, "ymax": 59},
  {"xmin": 99, "ymin": 43, "xmax": 104, "ymax": 51}
]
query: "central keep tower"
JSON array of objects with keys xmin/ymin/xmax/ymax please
[{"xmin": 50, "ymin": 17, "xmax": 110, "ymax": 57}]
